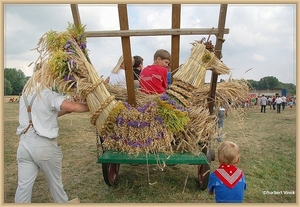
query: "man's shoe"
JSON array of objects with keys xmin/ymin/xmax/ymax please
[{"xmin": 68, "ymin": 197, "xmax": 80, "ymax": 203}]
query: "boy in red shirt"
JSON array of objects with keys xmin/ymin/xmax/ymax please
[{"xmin": 139, "ymin": 49, "xmax": 171, "ymax": 94}]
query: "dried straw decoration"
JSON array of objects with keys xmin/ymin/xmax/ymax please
[
  {"xmin": 30, "ymin": 24, "xmax": 248, "ymax": 156},
  {"xmin": 172, "ymin": 41, "xmax": 230, "ymax": 89},
  {"xmin": 32, "ymin": 23, "xmax": 117, "ymax": 135},
  {"xmin": 100, "ymin": 94, "xmax": 190, "ymax": 155}
]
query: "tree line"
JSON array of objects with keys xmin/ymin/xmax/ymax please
[{"xmin": 4, "ymin": 68, "xmax": 296, "ymax": 96}]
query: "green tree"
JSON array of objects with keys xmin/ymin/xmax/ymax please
[
  {"xmin": 4, "ymin": 68, "xmax": 27, "ymax": 95},
  {"xmin": 4, "ymin": 78, "xmax": 13, "ymax": 95},
  {"xmin": 282, "ymin": 83, "xmax": 296, "ymax": 96},
  {"xmin": 259, "ymin": 76, "xmax": 280, "ymax": 89}
]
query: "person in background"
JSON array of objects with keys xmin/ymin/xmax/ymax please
[
  {"xmin": 281, "ymin": 95, "xmax": 287, "ymax": 110},
  {"xmin": 272, "ymin": 96, "xmax": 277, "ymax": 110},
  {"xmin": 260, "ymin": 94, "xmax": 267, "ymax": 113},
  {"xmin": 15, "ymin": 64, "xmax": 89, "ymax": 203},
  {"xmin": 139, "ymin": 49, "xmax": 171, "ymax": 94},
  {"xmin": 105, "ymin": 55, "xmax": 134, "ymax": 89},
  {"xmin": 132, "ymin": 55, "xmax": 144, "ymax": 89},
  {"xmin": 268, "ymin": 96, "xmax": 273, "ymax": 110},
  {"xmin": 289, "ymin": 99, "xmax": 293, "ymax": 109},
  {"xmin": 256, "ymin": 96, "xmax": 261, "ymax": 109},
  {"xmin": 208, "ymin": 141, "xmax": 247, "ymax": 203},
  {"xmin": 244, "ymin": 98, "xmax": 250, "ymax": 111},
  {"xmin": 216, "ymin": 106, "xmax": 226, "ymax": 142},
  {"xmin": 275, "ymin": 95, "xmax": 283, "ymax": 114}
]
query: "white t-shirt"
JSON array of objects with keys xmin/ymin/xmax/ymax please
[
  {"xmin": 260, "ymin": 96, "xmax": 267, "ymax": 105},
  {"xmin": 108, "ymin": 69, "xmax": 127, "ymax": 88},
  {"xmin": 275, "ymin": 97, "xmax": 283, "ymax": 104},
  {"xmin": 16, "ymin": 88, "xmax": 65, "ymax": 139},
  {"xmin": 282, "ymin": 96, "xmax": 287, "ymax": 103}
]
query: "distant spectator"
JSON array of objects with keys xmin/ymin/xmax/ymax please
[
  {"xmin": 268, "ymin": 96, "xmax": 273, "ymax": 110},
  {"xmin": 281, "ymin": 95, "xmax": 287, "ymax": 110},
  {"xmin": 289, "ymin": 100, "xmax": 293, "ymax": 109},
  {"xmin": 275, "ymin": 95, "xmax": 283, "ymax": 113},
  {"xmin": 260, "ymin": 94, "xmax": 267, "ymax": 113}
]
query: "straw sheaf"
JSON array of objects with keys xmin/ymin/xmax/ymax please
[
  {"xmin": 172, "ymin": 78, "xmax": 196, "ymax": 91},
  {"xmin": 173, "ymin": 43, "xmax": 216, "ymax": 88},
  {"xmin": 173, "ymin": 106, "xmax": 218, "ymax": 155},
  {"xmin": 189, "ymin": 79, "xmax": 250, "ymax": 110},
  {"xmin": 101, "ymin": 102, "xmax": 175, "ymax": 155},
  {"xmin": 166, "ymin": 89, "xmax": 190, "ymax": 107},
  {"xmin": 169, "ymin": 84, "xmax": 192, "ymax": 99},
  {"xmin": 34, "ymin": 31, "xmax": 117, "ymax": 134}
]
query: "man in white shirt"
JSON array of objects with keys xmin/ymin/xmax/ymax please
[
  {"xmin": 15, "ymin": 66, "xmax": 89, "ymax": 203},
  {"xmin": 260, "ymin": 94, "xmax": 268, "ymax": 113},
  {"xmin": 281, "ymin": 95, "xmax": 287, "ymax": 110},
  {"xmin": 275, "ymin": 95, "xmax": 283, "ymax": 114}
]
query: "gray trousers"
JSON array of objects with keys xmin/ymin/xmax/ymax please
[{"xmin": 15, "ymin": 130, "xmax": 68, "ymax": 203}]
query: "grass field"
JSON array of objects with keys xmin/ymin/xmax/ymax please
[{"xmin": 3, "ymin": 97, "xmax": 297, "ymax": 203}]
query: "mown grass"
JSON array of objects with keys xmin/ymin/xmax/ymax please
[{"xmin": 3, "ymin": 98, "xmax": 297, "ymax": 203}]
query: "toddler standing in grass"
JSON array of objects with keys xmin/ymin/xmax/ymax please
[{"xmin": 208, "ymin": 141, "xmax": 247, "ymax": 203}]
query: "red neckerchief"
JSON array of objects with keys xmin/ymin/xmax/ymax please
[{"xmin": 215, "ymin": 164, "xmax": 243, "ymax": 188}]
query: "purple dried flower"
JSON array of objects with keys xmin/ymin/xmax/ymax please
[
  {"xmin": 139, "ymin": 121, "xmax": 150, "ymax": 128},
  {"xmin": 80, "ymin": 43, "xmax": 87, "ymax": 49},
  {"xmin": 154, "ymin": 116, "xmax": 163, "ymax": 124},
  {"xmin": 116, "ymin": 116, "xmax": 124, "ymax": 126},
  {"xmin": 168, "ymin": 100, "xmax": 176, "ymax": 105},
  {"xmin": 137, "ymin": 106, "xmax": 145, "ymax": 113},
  {"xmin": 160, "ymin": 93, "xmax": 169, "ymax": 101},
  {"xmin": 67, "ymin": 48, "xmax": 75, "ymax": 53}
]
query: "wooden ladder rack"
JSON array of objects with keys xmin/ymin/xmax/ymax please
[{"xmin": 70, "ymin": 4, "xmax": 228, "ymax": 112}]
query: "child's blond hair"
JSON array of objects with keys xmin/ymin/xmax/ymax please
[{"xmin": 218, "ymin": 141, "xmax": 240, "ymax": 165}]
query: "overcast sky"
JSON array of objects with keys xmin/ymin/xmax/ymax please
[{"xmin": 4, "ymin": 4, "xmax": 296, "ymax": 85}]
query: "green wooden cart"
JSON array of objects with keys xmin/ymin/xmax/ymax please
[{"xmin": 97, "ymin": 146, "xmax": 215, "ymax": 190}]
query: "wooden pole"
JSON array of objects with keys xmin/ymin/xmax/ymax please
[
  {"xmin": 171, "ymin": 4, "xmax": 181, "ymax": 74},
  {"xmin": 208, "ymin": 4, "xmax": 228, "ymax": 114},
  {"xmin": 118, "ymin": 4, "xmax": 136, "ymax": 106}
]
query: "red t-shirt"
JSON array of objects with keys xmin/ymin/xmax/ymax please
[{"xmin": 139, "ymin": 65, "xmax": 168, "ymax": 94}]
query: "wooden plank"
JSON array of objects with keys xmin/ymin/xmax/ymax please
[
  {"xmin": 85, "ymin": 28, "xmax": 229, "ymax": 37},
  {"xmin": 208, "ymin": 4, "xmax": 228, "ymax": 114},
  {"xmin": 118, "ymin": 4, "xmax": 136, "ymax": 106},
  {"xmin": 171, "ymin": 4, "xmax": 181, "ymax": 74},
  {"xmin": 70, "ymin": 4, "xmax": 81, "ymax": 27},
  {"xmin": 98, "ymin": 150, "xmax": 208, "ymax": 165}
]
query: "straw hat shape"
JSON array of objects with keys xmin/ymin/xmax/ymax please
[{"xmin": 111, "ymin": 55, "xmax": 124, "ymax": 74}]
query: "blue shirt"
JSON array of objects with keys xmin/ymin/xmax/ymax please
[
  {"xmin": 208, "ymin": 171, "xmax": 247, "ymax": 203},
  {"xmin": 167, "ymin": 72, "xmax": 171, "ymax": 86}
]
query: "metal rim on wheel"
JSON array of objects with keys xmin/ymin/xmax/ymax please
[
  {"xmin": 198, "ymin": 164, "xmax": 210, "ymax": 190},
  {"xmin": 102, "ymin": 163, "xmax": 120, "ymax": 186}
]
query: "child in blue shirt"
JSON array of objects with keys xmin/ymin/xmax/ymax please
[{"xmin": 208, "ymin": 141, "xmax": 247, "ymax": 203}]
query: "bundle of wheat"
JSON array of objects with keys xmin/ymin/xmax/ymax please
[
  {"xmin": 174, "ymin": 105, "xmax": 219, "ymax": 155},
  {"xmin": 189, "ymin": 78, "xmax": 250, "ymax": 110},
  {"xmin": 101, "ymin": 94, "xmax": 190, "ymax": 155},
  {"xmin": 33, "ymin": 23, "xmax": 116, "ymax": 135},
  {"xmin": 172, "ymin": 41, "xmax": 230, "ymax": 89},
  {"xmin": 172, "ymin": 78, "xmax": 250, "ymax": 154}
]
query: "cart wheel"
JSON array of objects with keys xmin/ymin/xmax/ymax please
[
  {"xmin": 198, "ymin": 164, "xmax": 210, "ymax": 190},
  {"xmin": 102, "ymin": 163, "xmax": 120, "ymax": 186}
]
